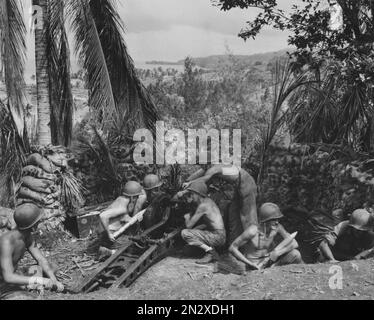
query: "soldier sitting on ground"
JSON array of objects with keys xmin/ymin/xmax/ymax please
[
  {"xmin": 229, "ymin": 203, "xmax": 303, "ymax": 270},
  {"xmin": 0, "ymin": 204, "xmax": 64, "ymax": 300},
  {"xmin": 183, "ymin": 164, "xmax": 258, "ymax": 246},
  {"xmin": 181, "ymin": 181, "xmax": 226, "ymax": 264},
  {"xmin": 317, "ymin": 209, "xmax": 374, "ymax": 263},
  {"xmin": 99, "ymin": 181, "xmax": 147, "ymax": 243}
]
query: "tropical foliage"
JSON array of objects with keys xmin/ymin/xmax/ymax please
[
  {"xmin": 216, "ymin": 0, "xmax": 374, "ymax": 152},
  {"xmin": 0, "ymin": 0, "xmax": 158, "ymax": 145},
  {"xmin": 0, "ymin": 0, "xmax": 158, "ymax": 207}
]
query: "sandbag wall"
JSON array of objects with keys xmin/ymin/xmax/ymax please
[{"xmin": 16, "ymin": 148, "xmax": 69, "ymax": 231}]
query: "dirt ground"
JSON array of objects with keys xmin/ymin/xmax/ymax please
[{"xmin": 22, "ymin": 235, "xmax": 374, "ymax": 301}]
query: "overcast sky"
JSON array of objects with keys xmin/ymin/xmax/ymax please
[{"xmin": 24, "ymin": 0, "xmax": 294, "ymax": 74}]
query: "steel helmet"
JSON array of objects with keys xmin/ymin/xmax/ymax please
[
  {"xmin": 187, "ymin": 181, "xmax": 208, "ymax": 198},
  {"xmin": 14, "ymin": 204, "xmax": 43, "ymax": 231},
  {"xmin": 349, "ymin": 209, "xmax": 371, "ymax": 231},
  {"xmin": 143, "ymin": 174, "xmax": 163, "ymax": 190},
  {"xmin": 123, "ymin": 181, "xmax": 143, "ymax": 197},
  {"xmin": 259, "ymin": 203, "xmax": 284, "ymax": 223}
]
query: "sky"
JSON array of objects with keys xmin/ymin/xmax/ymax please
[{"xmin": 23, "ymin": 0, "xmax": 295, "ymax": 75}]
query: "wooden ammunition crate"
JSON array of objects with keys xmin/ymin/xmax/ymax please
[
  {"xmin": 73, "ymin": 202, "xmax": 112, "ymax": 238},
  {"xmin": 76, "ymin": 211, "xmax": 103, "ymax": 238}
]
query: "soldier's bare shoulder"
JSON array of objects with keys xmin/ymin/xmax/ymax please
[{"xmin": 0, "ymin": 230, "xmax": 20, "ymax": 248}]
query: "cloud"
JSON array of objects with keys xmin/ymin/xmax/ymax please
[
  {"xmin": 120, "ymin": 0, "xmax": 260, "ymax": 35},
  {"xmin": 125, "ymin": 25, "xmax": 290, "ymax": 62}
]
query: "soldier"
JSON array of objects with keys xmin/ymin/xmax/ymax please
[
  {"xmin": 229, "ymin": 203, "xmax": 302, "ymax": 270},
  {"xmin": 318, "ymin": 209, "xmax": 374, "ymax": 262},
  {"xmin": 0, "ymin": 204, "xmax": 64, "ymax": 299},
  {"xmin": 142, "ymin": 174, "xmax": 168, "ymax": 229},
  {"xmin": 100, "ymin": 181, "xmax": 147, "ymax": 242},
  {"xmin": 181, "ymin": 182, "xmax": 226, "ymax": 264},
  {"xmin": 184, "ymin": 164, "xmax": 258, "ymax": 245},
  {"xmin": 143, "ymin": 174, "xmax": 163, "ymax": 203}
]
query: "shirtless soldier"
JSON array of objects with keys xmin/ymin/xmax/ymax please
[
  {"xmin": 181, "ymin": 181, "xmax": 226, "ymax": 264},
  {"xmin": 229, "ymin": 203, "xmax": 302, "ymax": 270},
  {"xmin": 318, "ymin": 209, "xmax": 374, "ymax": 262},
  {"xmin": 100, "ymin": 181, "xmax": 147, "ymax": 242},
  {"xmin": 0, "ymin": 204, "xmax": 64, "ymax": 299},
  {"xmin": 184, "ymin": 164, "xmax": 258, "ymax": 245}
]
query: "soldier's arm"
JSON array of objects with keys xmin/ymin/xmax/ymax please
[
  {"xmin": 28, "ymin": 239, "xmax": 64, "ymax": 292},
  {"xmin": 133, "ymin": 191, "xmax": 147, "ymax": 216},
  {"xmin": 99, "ymin": 199, "xmax": 129, "ymax": 239},
  {"xmin": 186, "ymin": 168, "xmax": 206, "ymax": 182},
  {"xmin": 240, "ymin": 178, "xmax": 257, "ymax": 229},
  {"xmin": 190, "ymin": 166, "xmax": 222, "ymax": 186},
  {"xmin": 318, "ymin": 222, "xmax": 347, "ymax": 262},
  {"xmin": 28, "ymin": 240, "xmax": 57, "ymax": 282},
  {"xmin": 229, "ymin": 225, "xmax": 260, "ymax": 270},
  {"xmin": 0, "ymin": 238, "xmax": 48, "ymax": 287},
  {"xmin": 185, "ymin": 206, "xmax": 206, "ymax": 229},
  {"xmin": 270, "ymin": 225, "xmax": 298, "ymax": 260},
  {"xmin": 319, "ymin": 240, "xmax": 338, "ymax": 262}
]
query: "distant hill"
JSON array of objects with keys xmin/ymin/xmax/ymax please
[
  {"xmin": 187, "ymin": 49, "xmax": 291, "ymax": 69},
  {"xmin": 146, "ymin": 61, "xmax": 182, "ymax": 66},
  {"xmin": 144, "ymin": 49, "xmax": 291, "ymax": 70}
]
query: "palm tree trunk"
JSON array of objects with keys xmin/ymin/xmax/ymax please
[{"xmin": 33, "ymin": 0, "xmax": 51, "ymax": 146}]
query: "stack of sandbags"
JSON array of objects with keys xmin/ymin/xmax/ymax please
[{"xmin": 16, "ymin": 150, "xmax": 68, "ymax": 232}]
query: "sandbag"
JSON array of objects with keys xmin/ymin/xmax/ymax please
[
  {"xmin": 44, "ymin": 202, "xmax": 61, "ymax": 210},
  {"xmin": 21, "ymin": 176, "xmax": 53, "ymax": 194},
  {"xmin": 46, "ymin": 154, "xmax": 68, "ymax": 168},
  {"xmin": 26, "ymin": 154, "xmax": 56, "ymax": 174},
  {"xmin": 42, "ymin": 208, "xmax": 62, "ymax": 220},
  {"xmin": 18, "ymin": 187, "xmax": 55, "ymax": 206},
  {"xmin": 22, "ymin": 165, "xmax": 56, "ymax": 181},
  {"xmin": 16, "ymin": 198, "xmax": 35, "ymax": 206}
]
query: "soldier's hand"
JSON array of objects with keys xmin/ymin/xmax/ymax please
[
  {"xmin": 120, "ymin": 215, "xmax": 132, "ymax": 224},
  {"xmin": 327, "ymin": 259, "xmax": 340, "ymax": 264},
  {"xmin": 269, "ymin": 251, "xmax": 279, "ymax": 262},
  {"xmin": 182, "ymin": 182, "xmax": 191, "ymax": 189},
  {"xmin": 52, "ymin": 281, "xmax": 65, "ymax": 293},
  {"xmin": 109, "ymin": 234, "xmax": 117, "ymax": 243}
]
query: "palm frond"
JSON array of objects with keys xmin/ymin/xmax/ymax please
[
  {"xmin": 0, "ymin": 100, "xmax": 29, "ymax": 207},
  {"xmin": 47, "ymin": 0, "xmax": 74, "ymax": 147},
  {"xmin": 0, "ymin": 0, "xmax": 26, "ymax": 135},
  {"xmin": 88, "ymin": 0, "xmax": 159, "ymax": 135},
  {"xmin": 288, "ymin": 61, "xmax": 374, "ymax": 151},
  {"xmin": 67, "ymin": 0, "xmax": 117, "ymax": 133},
  {"xmin": 257, "ymin": 59, "xmax": 312, "ymax": 184}
]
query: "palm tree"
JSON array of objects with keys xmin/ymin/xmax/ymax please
[
  {"xmin": 33, "ymin": 0, "xmax": 52, "ymax": 146},
  {"xmin": 1, "ymin": 0, "xmax": 158, "ymax": 147},
  {"xmin": 0, "ymin": 0, "xmax": 158, "ymax": 206}
]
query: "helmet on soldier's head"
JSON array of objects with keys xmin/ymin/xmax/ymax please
[
  {"xmin": 259, "ymin": 203, "xmax": 284, "ymax": 224},
  {"xmin": 143, "ymin": 174, "xmax": 163, "ymax": 190},
  {"xmin": 123, "ymin": 181, "xmax": 143, "ymax": 197},
  {"xmin": 14, "ymin": 204, "xmax": 43, "ymax": 231},
  {"xmin": 187, "ymin": 181, "xmax": 208, "ymax": 198},
  {"xmin": 348, "ymin": 209, "xmax": 371, "ymax": 231}
]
